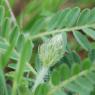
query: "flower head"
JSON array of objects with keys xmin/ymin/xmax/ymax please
[{"xmin": 39, "ymin": 34, "xmax": 65, "ymax": 67}]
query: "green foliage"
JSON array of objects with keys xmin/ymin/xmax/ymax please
[
  {"xmin": 39, "ymin": 34, "xmax": 66, "ymax": 67},
  {"xmin": 0, "ymin": 1, "xmax": 95, "ymax": 95},
  {"xmin": 73, "ymin": 31, "xmax": 91, "ymax": 51},
  {"xmin": 0, "ymin": 66, "xmax": 8, "ymax": 95}
]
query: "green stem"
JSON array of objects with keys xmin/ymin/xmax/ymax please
[
  {"xmin": 14, "ymin": 50, "xmax": 37, "ymax": 76},
  {"xmin": 27, "ymin": 63, "xmax": 37, "ymax": 76},
  {"xmin": 32, "ymin": 66, "xmax": 48, "ymax": 92},
  {"xmin": 12, "ymin": 81, "xmax": 17, "ymax": 95},
  {"xmin": 30, "ymin": 24, "xmax": 95, "ymax": 40}
]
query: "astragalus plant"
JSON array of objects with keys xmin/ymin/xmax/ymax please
[{"xmin": 0, "ymin": 0, "xmax": 95, "ymax": 95}]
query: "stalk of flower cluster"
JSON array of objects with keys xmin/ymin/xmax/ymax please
[
  {"xmin": 32, "ymin": 34, "xmax": 65, "ymax": 92},
  {"xmin": 32, "ymin": 66, "xmax": 48, "ymax": 92}
]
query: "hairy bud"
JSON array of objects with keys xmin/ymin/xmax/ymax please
[{"xmin": 39, "ymin": 34, "xmax": 65, "ymax": 67}]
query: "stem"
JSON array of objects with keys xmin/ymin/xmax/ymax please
[
  {"xmin": 14, "ymin": 50, "xmax": 37, "ymax": 76},
  {"xmin": 5, "ymin": 0, "xmax": 17, "ymax": 25},
  {"xmin": 32, "ymin": 66, "xmax": 48, "ymax": 92},
  {"xmin": 12, "ymin": 81, "xmax": 17, "ymax": 95},
  {"xmin": 27, "ymin": 63, "xmax": 37, "ymax": 76},
  {"xmin": 30, "ymin": 24, "xmax": 95, "ymax": 40},
  {"xmin": 0, "ymin": 56, "xmax": 8, "ymax": 95}
]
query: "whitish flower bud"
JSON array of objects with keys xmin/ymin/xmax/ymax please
[{"xmin": 39, "ymin": 34, "xmax": 65, "ymax": 67}]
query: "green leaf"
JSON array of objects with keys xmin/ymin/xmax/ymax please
[
  {"xmin": 1, "ymin": 17, "xmax": 11, "ymax": 39},
  {"xmin": 82, "ymin": 58, "xmax": 91, "ymax": 70},
  {"xmin": 0, "ymin": 68, "xmax": 8, "ymax": 95},
  {"xmin": 75, "ymin": 77, "xmax": 93, "ymax": 92},
  {"xmin": 34, "ymin": 84, "xmax": 49, "ymax": 95},
  {"xmin": 65, "ymin": 7, "xmax": 80, "ymax": 27},
  {"xmin": 9, "ymin": 26, "xmax": 19, "ymax": 46},
  {"xmin": 71, "ymin": 64, "xmax": 80, "ymax": 76},
  {"xmin": 30, "ymin": 18, "xmax": 45, "ymax": 35},
  {"xmin": 76, "ymin": 8, "xmax": 90, "ymax": 25},
  {"xmin": 0, "ymin": 6, "xmax": 4, "ymax": 26},
  {"xmin": 62, "ymin": 32, "xmax": 67, "ymax": 51},
  {"xmin": 16, "ymin": 34, "xmax": 25, "ymax": 53},
  {"xmin": 60, "ymin": 64, "xmax": 70, "ymax": 80},
  {"xmin": 59, "ymin": 8, "xmax": 72, "ymax": 28},
  {"xmin": 51, "ymin": 70, "xmax": 61, "ymax": 85},
  {"xmin": 71, "ymin": 51, "xmax": 81, "ymax": 63},
  {"xmin": 18, "ymin": 79, "xmax": 31, "ymax": 95},
  {"xmin": 0, "ymin": 58, "xmax": 8, "ymax": 95},
  {"xmin": 83, "ymin": 28, "xmax": 95, "ymax": 40},
  {"xmin": 8, "ymin": 63, "xmax": 31, "ymax": 72},
  {"xmin": 89, "ymin": 8, "xmax": 95, "ymax": 23},
  {"xmin": 0, "ymin": 40, "xmax": 8, "ymax": 52},
  {"xmin": 53, "ymin": 90, "xmax": 67, "ymax": 95},
  {"xmin": 73, "ymin": 31, "xmax": 91, "ymax": 51},
  {"xmin": 62, "ymin": 51, "xmax": 81, "ymax": 66},
  {"xmin": 65, "ymin": 82, "xmax": 86, "ymax": 93},
  {"xmin": 86, "ymin": 72, "xmax": 95, "ymax": 85},
  {"xmin": 42, "ymin": 0, "xmax": 64, "ymax": 12},
  {"xmin": 12, "ymin": 40, "xmax": 33, "ymax": 95},
  {"xmin": 88, "ymin": 49, "xmax": 95, "ymax": 63},
  {"xmin": 48, "ymin": 8, "xmax": 70, "ymax": 30},
  {"xmin": 15, "ymin": 40, "xmax": 33, "ymax": 82},
  {"xmin": 0, "ymin": 40, "xmax": 19, "ymax": 60},
  {"xmin": 1, "ymin": 26, "xmax": 19, "ymax": 68}
]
